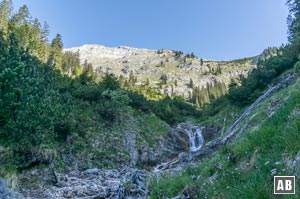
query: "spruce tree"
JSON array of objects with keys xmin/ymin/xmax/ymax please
[
  {"xmin": 0, "ymin": 0, "xmax": 13, "ymax": 38},
  {"xmin": 50, "ymin": 34, "xmax": 63, "ymax": 70},
  {"xmin": 189, "ymin": 78, "xmax": 194, "ymax": 88},
  {"xmin": 287, "ymin": 0, "xmax": 300, "ymax": 46}
]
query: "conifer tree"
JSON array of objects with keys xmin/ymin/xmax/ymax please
[
  {"xmin": 50, "ymin": 34, "xmax": 63, "ymax": 69},
  {"xmin": 189, "ymin": 78, "xmax": 194, "ymax": 88},
  {"xmin": 287, "ymin": 0, "xmax": 300, "ymax": 46},
  {"xmin": 146, "ymin": 78, "xmax": 150, "ymax": 87},
  {"xmin": 0, "ymin": 0, "xmax": 13, "ymax": 38}
]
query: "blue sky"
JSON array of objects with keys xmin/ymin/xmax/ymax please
[{"xmin": 14, "ymin": 0, "xmax": 288, "ymax": 60}]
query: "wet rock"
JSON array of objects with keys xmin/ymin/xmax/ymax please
[
  {"xmin": 0, "ymin": 178, "xmax": 24, "ymax": 199},
  {"xmin": 201, "ymin": 127, "xmax": 218, "ymax": 142},
  {"xmin": 292, "ymin": 151, "xmax": 300, "ymax": 168},
  {"xmin": 285, "ymin": 151, "xmax": 300, "ymax": 176},
  {"xmin": 167, "ymin": 125, "xmax": 191, "ymax": 153},
  {"xmin": 271, "ymin": 168, "xmax": 278, "ymax": 176},
  {"xmin": 166, "ymin": 123, "xmax": 209, "ymax": 155},
  {"xmin": 178, "ymin": 152, "xmax": 193, "ymax": 163}
]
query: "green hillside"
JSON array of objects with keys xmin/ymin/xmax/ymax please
[{"xmin": 0, "ymin": 0, "xmax": 299, "ymax": 198}]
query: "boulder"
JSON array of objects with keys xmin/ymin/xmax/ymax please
[
  {"xmin": 201, "ymin": 127, "xmax": 218, "ymax": 142},
  {"xmin": 0, "ymin": 178, "xmax": 24, "ymax": 199},
  {"xmin": 167, "ymin": 126, "xmax": 190, "ymax": 152},
  {"xmin": 140, "ymin": 149, "xmax": 157, "ymax": 166},
  {"xmin": 178, "ymin": 152, "xmax": 193, "ymax": 163}
]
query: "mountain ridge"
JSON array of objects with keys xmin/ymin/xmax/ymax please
[{"xmin": 65, "ymin": 44, "xmax": 257, "ymax": 102}]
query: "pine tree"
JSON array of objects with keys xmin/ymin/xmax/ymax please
[
  {"xmin": 62, "ymin": 51, "xmax": 80, "ymax": 76},
  {"xmin": 129, "ymin": 71, "xmax": 135, "ymax": 86},
  {"xmin": 216, "ymin": 65, "xmax": 222, "ymax": 75},
  {"xmin": 79, "ymin": 60, "xmax": 94, "ymax": 84},
  {"xmin": 50, "ymin": 34, "xmax": 63, "ymax": 69},
  {"xmin": 119, "ymin": 74, "xmax": 124, "ymax": 85},
  {"xmin": 207, "ymin": 64, "xmax": 211, "ymax": 73},
  {"xmin": 158, "ymin": 82, "xmax": 162, "ymax": 89},
  {"xmin": 191, "ymin": 52, "xmax": 195, "ymax": 58},
  {"xmin": 124, "ymin": 79, "xmax": 129, "ymax": 87},
  {"xmin": 0, "ymin": 0, "xmax": 13, "ymax": 38},
  {"xmin": 160, "ymin": 60, "xmax": 165, "ymax": 67},
  {"xmin": 195, "ymin": 95, "xmax": 200, "ymax": 108},
  {"xmin": 41, "ymin": 22, "xmax": 49, "ymax": 43},
  {"xmin": 146, "ymin": 78, "xmax": 150, "ymax": 87},
  {"xmin": 159, "ymin": 75, "xmax": 167, "ymax": 85},
  {"xmin": 10, "ymin": 5, "xmax": 33, "ymax": 51},
  {"xmin": 189, "ymin": 78, "xmax": 194, "ymax": 88},
  {"xmin": 287, "ymin": 0, "xmax": 300, "ymax": 46}
]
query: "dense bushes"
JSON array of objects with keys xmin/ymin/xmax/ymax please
[
  {"xmin": 228, "ymin": 45, "xmax": 299, "ymax": 106},
  {"xmin": 150, "ymin": 96, "xmax": 201, "ymax": 125},
  {"xmin": 127, "ymin": 91, "xmax": 151, "ymax": 112},
  {"xmin": 127, "ymin": 91, "xmax": 201, "ymax": 124},
  {"xmin": 97, "ymin": 88, "xmax": 129, "ymax": 122}
]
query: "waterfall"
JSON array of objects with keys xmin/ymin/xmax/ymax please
[
  {"xmin": 153, "ymin": 125, "xmax": 205, "ymax": 173},
  {"xmin": 187, "ymin": 127, "xmax": 204, "ymax": 152}
]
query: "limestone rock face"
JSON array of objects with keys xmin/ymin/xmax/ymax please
[
  {"xmin": 64, "ymin": 44, "xmax": 256, "ymax": 98},
  {"xmin": 124, "ymin": 131, "xmax": 139, "ymax": 167}
]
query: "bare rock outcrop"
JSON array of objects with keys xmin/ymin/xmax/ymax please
[{"xmin": 0, "ymin": 178, "xmax": 24, "ymax": 199}]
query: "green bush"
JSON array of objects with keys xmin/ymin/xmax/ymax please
[
  {"xmin": 127, "ymin": 91, "xmax": 151, "ymax": 112},
  {"xmin": 228, "ymin": 46, "xmax": 299, "ymax": 106},
  {"xmin": 294, "ymin": 61, "xmax": 300, "ymax": 73},
  {"xmin": 97, "ymin": 89, "xmax": 129, "ymax": 122}
]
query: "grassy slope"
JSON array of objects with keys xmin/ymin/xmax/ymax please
[{"xmin": 150, "ymin": 74, "xmax": 300, "ymax": 199}]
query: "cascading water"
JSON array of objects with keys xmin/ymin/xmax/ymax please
[
  {"xmin": 187, "ymin": 127, "xmax": 204, "ymax": 152},
  {"xmin": 153, "ymin": 125, "xmax": 205, "ymax": 173}
]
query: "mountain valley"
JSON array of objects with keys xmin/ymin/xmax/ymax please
[{"xmin": 0, "ymin": 0, "xmax": 299, "ymax": 199}]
